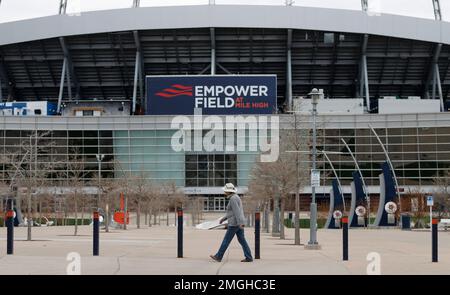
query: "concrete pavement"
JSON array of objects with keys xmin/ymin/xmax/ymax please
[{"xmin": 0, "ymin": 225, "xmax": 449, "ymax": 275}]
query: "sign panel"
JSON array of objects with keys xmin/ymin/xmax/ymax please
[
  {"xmin": 311, "ymin": 170, "xmax": 320, "ymax": 187},
  {"xmin": 146, "ymin": 75, "xmax": 277, "ymax": 115},
  {"xmin": 427, "ymin": 195, "xmax": 434, "ymax": 207}
]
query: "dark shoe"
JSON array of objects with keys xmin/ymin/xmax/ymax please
[
  {"xmin": 241, "ymin": 258, "xmax": 253, "ymax": 262},
  {"xmin": 210, "ymin": 255, "xmax": 222, "ymax": 262}
]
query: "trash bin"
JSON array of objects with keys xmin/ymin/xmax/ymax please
[{"xmin": 401, "ymin": 214, "xmax": 411, "ymax": 230}]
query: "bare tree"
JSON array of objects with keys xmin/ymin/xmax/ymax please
[
  {"xmin": 248, "ymin": 123, "xmax": 309, "ymax": 241},
  {"xmin": 5, "ymin": 130, "xmax": 57, "ymax": 240},
  {"xmin": 433, "ymin": 170, "xmax": 450, "ymax": 218},
  {"xmin": 63, "ymin": 148, "xmax": 89, "ymax": 236}
]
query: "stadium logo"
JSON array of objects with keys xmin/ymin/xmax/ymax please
[
  {"xmin": 155, "ymin": 84, "xmax": 270, "ymax": 110},
  {"xmin": 155, "ymin": 84, "xmax": 193, "ymax": 98}
]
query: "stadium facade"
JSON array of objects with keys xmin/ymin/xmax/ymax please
[{"xmin": 1, "ymin": 3, "xmax": 450, "ymax": 212}]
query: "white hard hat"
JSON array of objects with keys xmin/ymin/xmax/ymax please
[{"xmin": 222, "ymin": 183, "xmax": 237, "ymax": 193}]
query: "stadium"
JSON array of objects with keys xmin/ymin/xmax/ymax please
[{"xmin": 0, "ymin": 0, "xmax": 450, "ymax": 216}]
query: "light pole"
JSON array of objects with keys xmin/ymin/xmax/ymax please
[
  {"xmin": 305, "ymin": 88, "xmax": 321, "ymax": 250},
  {"xmin": 96, "ymin": 154, "xmax": 105, "ymax": 210}
]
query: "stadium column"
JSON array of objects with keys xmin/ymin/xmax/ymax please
[
  {"xmin": 57, "ymin": 58, "xmax": 67, "ymax": 114},
  {"xmin": 286, "ymin": 29, "xmax": 293, "ymax": 111},
  {"xmin": 210, "ymin": 28, "xmax": 216, "ymax": 75},
  {"xmin": 424, "ymin": 44, "xmax": 442, "ymax": 102},
  {"xmin": 359, "ymin": 34, "xmax": 370, "ymax": 112},
  {"xmin": 133, "ymin": 31, "xmax": 145, "ymax": 113}
]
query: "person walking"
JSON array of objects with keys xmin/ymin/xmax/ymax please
[{"xmin": 210, "ymin": 183, "xmax": 253, "ymax": 262}]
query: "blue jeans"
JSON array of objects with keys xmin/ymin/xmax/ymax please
[{"xmin": 215, "ymin": 226, "xmax": 253, "ymax": 260}]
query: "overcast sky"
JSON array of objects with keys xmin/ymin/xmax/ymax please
[{"xmin": 0, "ymin": 0, "xmax": 447, "ymax": 23}]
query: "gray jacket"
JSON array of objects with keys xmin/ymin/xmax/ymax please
[{"xmin": 223, "ymin": 194, "xmax": 246, "ymax": 226}]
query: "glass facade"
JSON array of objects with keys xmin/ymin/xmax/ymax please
[{"xmin": 0, "ymin": 115, "xmax": 449, "ymax": 195}]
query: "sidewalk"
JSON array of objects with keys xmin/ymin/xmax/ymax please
[{"xmin": 0, "ymin": 225, "xmax": 449, "ymax": 275}]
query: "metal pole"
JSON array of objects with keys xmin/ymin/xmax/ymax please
[
  {"xmin": 132, "ymin": 51, "xmax": 139, "ymax": 114},
  {"xmin": 210, "ymin": 28, "xmax": 216, "ymax": 75},
  {"xmin": 286, "ymin": 29, "xmax": 293, "ymax": 111},
  {"xmin": 93, "ymin": 211, "xmax": 99, "ymax": 256},
  {"xmin": 57, "ymin": 58, "xmax": 67, "ymax": 114},
  {"xmin": 255, "ymin": 212, "xmax": 261, "ymax": 259},
  {"xmin": 307, "ymin": 93, "xmax": 320, "ymax": 248},
  {"xmin": 368, "ymin": 125, "xmax": 401, "ymax": 213},
  {"xmin": 177, "ymin": 207, "xmax": 183, "ymax": 258},
  {"xmin": 435, "ymin": 64, "xmax": 444, "ymax": 112},
  {"xmin": 6, "ymin": 209, "xmax": 14, "ymax": 255},
  {"xmin": 341, "ymin": 138, "xmax": 370, "ymax": 221},
  {"xmin": 363, "ymin": 55, "xmax": 370, "ymax": 111},
  {"xmin": 98, "ymin": 159, "xmax": 101, "ymax": 209},
  {"xmin": 432, "ymin": 218, "xmax": 438, "ymax": 262},
  {"xmin": 342, "ymin": 216, "xmax": 348, "ymax": 261},
  {"xmin": 321, "ymin": 150, "xmax": 345, "ymax": 212}
]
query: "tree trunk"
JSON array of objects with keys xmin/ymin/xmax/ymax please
[
  {"xmin": 294, "ymin": 185, "xmax": 301, "ymax": 245},
  {"xmin": 144, "ymin": 208, "xmax": 148, "ymax": 226},
  {"xmin": 105, "ymin": 199, "xmax": 110, "ymax": 233},
  {"xmin": 153, "ymin": 212, "xmax": 157, "ymax": 225},
  {"xmin": 39, "ymin": 199, "xmax": 42, "ymax": 225},
  {"xmin": 137, "ymin": 199, "xmax": 141, "ymax": 229},
  {"xmin": 27, "ymin": 189, "xmax": 32, "ymax": 241},
  {"xmin": 74, "ymin": 195, "xmax": 78, "ymax": 236},
  {"xmin": 124, "ymin": 194, "xmax": 128, "ymax": 230},
  {"xmin": 280, "ymin": 198, "xmax": 285, "ymax": 240},
  {"xmin": 166, "ymin": 208, "xmax": 169, "ymax": 226}
]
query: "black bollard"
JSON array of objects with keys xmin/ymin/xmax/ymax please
[
  {"xmin": 432, "ymin": 218, "xmax": 438, "ymax": 263},
  {"xmin": 6, "ymin": 210, "xmax": 14, "ymax": 255},
  {"xmin": 177, "ymin": 208, "xmax": 183, "ymax": 258},
  {"xmin": 342, "ymin": 216, "xmax": 348, "ymax": 261},
  {"xmin": 93, "ymin": 211, "xmax": 99, "ymax": 256},
  {"xmin": 255, "ymin": 212, "xmax": 261, "ymax": 259}
]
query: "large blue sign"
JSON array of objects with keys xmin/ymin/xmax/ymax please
[{"xmin": 146, "ymin": 75, "xmax": 277, "ymax": 115}]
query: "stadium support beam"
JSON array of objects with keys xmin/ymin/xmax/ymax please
[
  {"xmin": 433, "ymin": 0, "xmax": 442, "ymax": 20},
  {"xmin": 133, "ymin": 0, "xmax": 140, "ymax": 8},
  {"xmin": 424, "ymin": 43, "xmax": 442, "ymax": 101},
  {"xmin": 210, "ymin": 28, "xmax": 216, "ymax": 75},
  {"xmin": 133, "ymin": 31, "xmax": 145, "ymax": 114},
  {"xmin": 368, "ymin": 124, "xmax": 402, "ymax": 213},
  {"xmin": 286, "ymin": 29, "xmax": 293, "ymax": 111},
  {"xmin": 217, "ymin": 63, "xmax": 232, "ymax": 74},
  {"xmin": 359, "ymin": 34, "xmax": 370, "ymax": 111},
  {"xmin": 59, "ymin": 37, "xmax": 80, "ymax": 99},
  {"xmin": 57, "ymin": 58, "xmax": 67, "ymax": 114},
  {"xmin": 361, "ymin": 0, "xmax": 368, "ymax": 12},
  {"xmin": 59, "ymin": 0, "xmax": 67, "ymax": 14}
]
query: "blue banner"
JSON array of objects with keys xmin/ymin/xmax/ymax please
[{"xmin": 146, "ymin": 75, "xmax": 277, "ymax": 115}]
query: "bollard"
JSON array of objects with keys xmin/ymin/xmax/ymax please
[
  {"xmin": 93, "ymin": 211, "xmax": 99, "ymax": 256},
  {"xmin": 255, "ymin": 212, "xmax": 261, "ymax": 259},
  {"xmin": 177, "ymin": 208, "xmax": 183, "ymax": 258},
  {"xmin": 6, "ymin": 210, "xmax": 14, "ymax": 255},
  {"xmin": 432, "ymin": 218, "xmax": 438, "ymax": 263},
  {"xmin": 342, "ymin": 216, "xmax": 348, "ymax": 261}
]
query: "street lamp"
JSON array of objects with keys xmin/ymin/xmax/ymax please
[
  {"xmin": 305, "ymin": 88, "xmax": 322, "ymax": 250},
  {"xmin": 96, "ymin": 154, "xmax": 105, "ymax": 209}
]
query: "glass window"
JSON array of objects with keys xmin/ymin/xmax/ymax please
[{"xmin": 185, "ymin": 153, "xmax": 237, "ymax": 187}]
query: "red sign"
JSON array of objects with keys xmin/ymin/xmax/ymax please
[{"xmin": 113, "ymin": 211, "xmax": 129, "ymax": 225}]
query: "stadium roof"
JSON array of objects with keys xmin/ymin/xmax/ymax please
[{"xmin": 0, "ymin": 4, "xmax": 449, "ymax": 109}]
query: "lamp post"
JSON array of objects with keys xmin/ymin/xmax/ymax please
[
  {"xmin": 305, "ymin": 88, "xmax": 322, "ymax": 250},
  {"xmin": 96, "ymin": 154, "xmax": 104, "ymax": 210}
]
